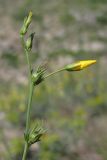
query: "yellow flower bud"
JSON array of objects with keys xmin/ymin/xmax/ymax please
[{"xmin": 65, "ymin": 60, "xmax": 96, "ymax": 71}]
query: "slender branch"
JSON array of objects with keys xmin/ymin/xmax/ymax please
[
  {"xmin": 22, "ymin": 142, "xmax": 28, "ymax": 160},
  {"xmin": 44, "ymin": 68, "xmax": 65, "ymax": 79},
  {"xmin": 21, "ymin": 36, "xmax": 34, "ymax": 160},
  {"xmin": 25, "ymin": 80, "xmax": 34, "ymax": 135},
  {"xmin": 25, "ymin": 49, "xmax": 32, "ymax": 81}
]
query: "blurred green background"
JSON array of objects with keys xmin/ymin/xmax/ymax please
[{"xmin": 0, "ymin": 0, "xmax": 107, "ymax": 160}]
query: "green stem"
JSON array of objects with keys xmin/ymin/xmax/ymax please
[
  {"xmin": 25, "ymin": 81, "xmax": 34, "ymax": 135},
  {"xmin": 21, "ymin": 36, "xmax": 34, "ymax": 160},
  {"xmin": 22, "ymin": 142, "xmax": 29, "ymax": 160},
  {"xmin": 44, "ymin": 68, "xmax": 65, "ymax": 79}
]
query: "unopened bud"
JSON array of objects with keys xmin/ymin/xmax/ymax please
[
  {"xmin": 32, "ymin": 66, "xmax": 46, "ymax": 85},
  {"xmin": 26, "ymin": 32, "xmax": 35, "ymax": 51},
  {"xmin": 25, "ymin": 11, "xmax": 32, "ymax": 28},
  {"xmin": 20, "ymin": 11, "xmax": 33, "ymax": 35},
  {"xmin": 65, "ymin": 60, "xmax": 96, "ymax": 71},
  {"xmin": 28, "ymin": 124, "xmax": 45, "ymax": 146}
]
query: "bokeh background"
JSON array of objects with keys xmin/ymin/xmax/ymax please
[{"xmin": 0, "ymin": 0, "xmax": 107, "ymax": 160}]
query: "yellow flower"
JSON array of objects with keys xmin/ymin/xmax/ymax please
[{"xmin": 65, "ymin": 60, "xmax": 96, "ymax": 71}]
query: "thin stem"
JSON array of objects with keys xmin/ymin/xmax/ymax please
[
  {"xmin": 21, "ymin": 36, "xmax": 34, "ymax": 160},
  {"xmin": 22, "ymin": 142, "xmax": 28, "ymax": 160},
  {"xmin": 25, "ymin": 48, "xmax": 34, "ymax": 135},
  {"xmin": 44, "ymin": 68, "xmax": 65, "ymax": 79},
  {"xmin": 20, "ymin": 35, "xmax": 26, "ymax": 49},
  {"xmin": 22, "ymin": 80, "xmax": 34, "ymax": 160},
  {"xmin": 25, "ymin": 81, "xmax": 34, "ymax": 134},
  {"xmin": 25, "ymin": 49, "xmax": 32, "ymax": 81}
]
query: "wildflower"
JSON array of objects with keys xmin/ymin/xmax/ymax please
[{"xmin": 65, "ymin": 60, "xmax": 96, "ymax": 71}]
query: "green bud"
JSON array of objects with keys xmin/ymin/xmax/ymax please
[
  {"xmin": 32, "ymin": 71, "xmax": 44, "ymax": 85},
  {"xmin": 20, "ymin": 17, "xmax": 27, "ymax": 35},
  {"xmin": 26, "ymin": 33, "xmax": 35, "ymax": 51},
  {"xmin": 32, "ymin": 65, "xmax": 46, "ymax": 85},
  {"xmin": 28, "ymin": 124, "xmax": 45, "ymax": 146},
  {"xmin": 20, "ymin": 11, "xmax": 33, "ymax": 36},
  {"xmin": 65, "ymin": 63, "xmax": 78, "ymax": 71},
  {"xmin": 25, "ymin": 11, "xmax": 32, "ymax": 28}
]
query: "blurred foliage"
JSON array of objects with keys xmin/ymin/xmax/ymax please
[{"xmin": 1, "ymin": 52, "xmax": 19, "ymax": 68}]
